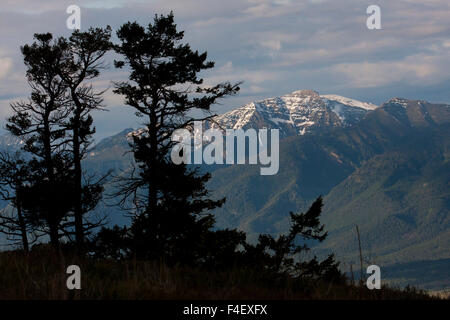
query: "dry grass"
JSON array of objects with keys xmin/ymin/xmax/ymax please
[
  {"xmin": 0, "ymin": 249, "xmax": 440, "ymax": 300},
  {"xmin": 428, "ymin": 290, "xmax": 450, "ymax": 299}
]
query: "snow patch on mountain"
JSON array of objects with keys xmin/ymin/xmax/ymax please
[
  {"xmin": 321, "ymin": 94, "xmax": 378, "ymax": 111},
  {"xmin": 0, "ymin": 134, "xmax": 23, "ymax": 150},
  {"xmin": 386, "ymin": 97, "xmax": 411, "ymax": 108},
  {"xmin": 208, "ymin": 90, "xmax": 378, "ymax": 137}
]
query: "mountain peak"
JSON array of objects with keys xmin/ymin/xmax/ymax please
[
  {"xmin": 380, "ymin": 97, "xmax": 450, "ymax": 128},
  {"xmin": 210, "ymin": 90, "xmax": 377, "ymax": 137},
  {"xmin": 290, "ymin": 89, "xmax": 320, "ymax": 97},
  {"xmin": 385, "ymin": 97, "xmax": 411, "ymax": 108}
]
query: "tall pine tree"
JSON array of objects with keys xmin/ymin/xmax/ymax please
[
  {"xmin": 56, "ymin": 27, "xmax": 112, "ymax": 249},
  {"xmin": 6, "ymin": 33, "xmax": 72, "ymax": 246},
  {"xmin": 6, "ymin": 31, "xmax": 110, "ymax": 249},
  {"xmin": 112, "ymin": 13, "xmax": 240, "ymax": 261}
]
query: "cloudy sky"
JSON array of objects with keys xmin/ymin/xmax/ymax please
[{"xmin": 0, "ymin": 0, "xmax": 449, "ymax": 139}]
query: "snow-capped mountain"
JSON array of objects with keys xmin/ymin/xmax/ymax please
[
  {"xmin": 0, "ymin": 134, "xmax": 23, "ymax": 152},
  {"xmin": 207, "ymin": 90, "xmax": 378, "ymax": 137}
]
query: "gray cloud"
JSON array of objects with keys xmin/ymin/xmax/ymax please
[{"xmin": 0, "ymin": 0, "xmax": 449, "ymax": 138}]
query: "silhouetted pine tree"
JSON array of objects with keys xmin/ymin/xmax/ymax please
[
  {"xmin": 6, "ymin": 34, "xmax": 73, "ymax": 246},
  {"xmin": 243, "ymin": 197, "xmax": 344, "ymax": 282},
  {"xmin": 55, "ymin": 27, "xmax": 112, "ymax": 249},
  {"xmin": 6, "ymin": 33, "xmax": 109, "ymax": 248},
  {"xmin": 111, "ymin": 13, "xmax": 240, "ymax": 262}
]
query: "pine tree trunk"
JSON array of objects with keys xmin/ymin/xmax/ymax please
[
  {"xmin": 71, "ymin": 91, "xmax": 84, "ymax": 250},
  {"xmin": 16, "ymin": 202, "xmax": 29, "ymax": 253},
  {"xmin": 49, "ymin": 220, "xmax": 59, "ymax": 247},
  {"xmin": 43, "ymin": 108, "xmax": 59, "ymax": 248},
  {"xmin": 73, "ymin": 120, "xmax": 83, "ymax": 249},
  {"xmin": 148, "ymin": 109, "xmax": 158, "ymax": 216}
]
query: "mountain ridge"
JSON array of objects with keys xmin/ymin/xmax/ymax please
[{"xmin": 207, "ymin": 89, "xmax": 378, "ymax": 137}]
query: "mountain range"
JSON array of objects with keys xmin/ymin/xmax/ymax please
[
  {"xmin": 207, "ymin": 89, "xmax": 377, "ymax": 136},
  {"xmin": 1, "ymin": 90, "xmax": 449, "ymax": 290}
]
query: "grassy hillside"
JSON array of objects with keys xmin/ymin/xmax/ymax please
[{"xmin": 0, "ymin": 249, "xmax": 437, "ymax": 300}]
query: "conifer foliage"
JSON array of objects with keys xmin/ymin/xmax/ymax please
[
  {"xmin": 1, "ymin": 29, "xmax": 111, "ymax": 248},
  {"xmin": 110, "ymin": 13, "xmax": 240, "ymax": 262}
]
